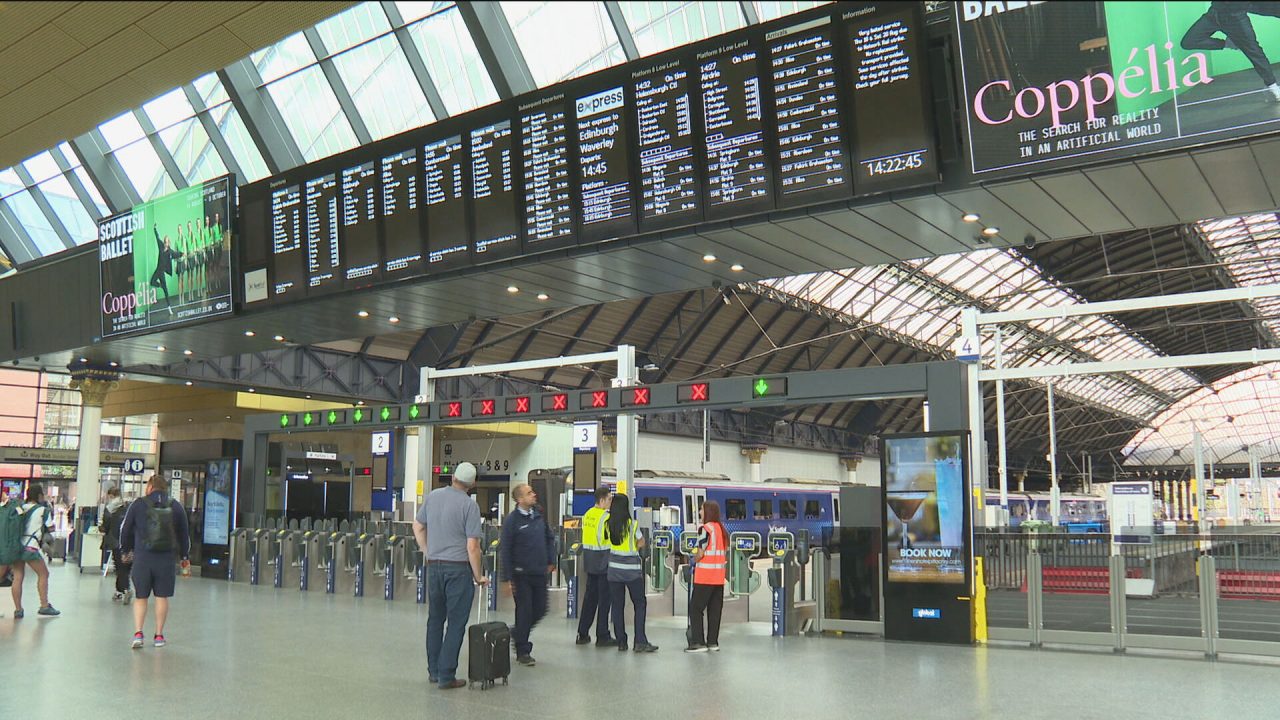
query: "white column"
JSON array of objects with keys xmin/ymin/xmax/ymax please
[
  {"xmin": 742, "ymin": 446, "xmax": 767, "ymax": 483},
  {"xmin": 69, "ymin": 371, "xmax": 117, "ymax": 562},
  {"xmin": 615, "ymin": 344, "xmax": 638, "ymax": 503},
  {"xmin": 1193, "ymin": 430, "xmax": 1207, "ymax": 530},
  {"xmin": 1047, "ymin": 382, "xmax": 1059, "ymax": 526},
  {"xmin": 417, "ymin": 368, "xmax": 438, "ymax": 505},
  {"xmin": 994, "ymin": 328, "xmax": 1009, "ymax": 520}
]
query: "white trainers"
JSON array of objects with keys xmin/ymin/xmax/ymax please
[{"xmin": 1268, "ymin": 84, "xmax": 1280, "ymax": 103}]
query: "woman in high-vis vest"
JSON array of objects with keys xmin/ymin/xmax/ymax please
[
  {"xmin": 686, "ymin": 500, "xmax": 728, "ymax": 652},
  {"xmin": 604, "ymin": 494, "xmax": 658, "ymax": 653}
]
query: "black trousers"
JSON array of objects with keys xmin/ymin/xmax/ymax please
[
  {"xmin": 1181, "ymin": 4, "xmax": 1277, "ymax": 86},
  {"xmin": 511, "ymin": 573, "xmax": 548, "ymax": 656},
  {"xmin": 689, "ymin": 583, "xmax": 724, "ymax": 646},
  {"xmin": 111, "ymin": 548, "xmax": 132, "ymax": 594},
  {"xmin": 576, "ymin": 571, "xmax": 613, "ymax": 640}
]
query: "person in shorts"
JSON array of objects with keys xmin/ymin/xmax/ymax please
[
  {"xmin": 10, "ymin": 484, "xmax": 59, "ymax": 618},
  {"xmin": 119, "ymin": 474, "xmax": 190, "ymax": 649}
]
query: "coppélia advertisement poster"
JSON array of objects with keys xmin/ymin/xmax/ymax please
[
  {"xmin": 98, "ymin": 175, "xmax": 235, "ymax": 337},
  {"xmin": 956, "ymin": 1, "xmax": 1280, "ymax": 175},
  {"xmin": 884, "ymin": 434, "xmax": 966, "ymax": 585}
]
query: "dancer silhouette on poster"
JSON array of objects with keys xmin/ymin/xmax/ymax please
[
  {"xmin": 1181, "ymin": 1, "xmax": 1280, "ymax": 101},
  {"xmin": 148, "ymin": 226, "xmax": 184, "ymax": 316}
]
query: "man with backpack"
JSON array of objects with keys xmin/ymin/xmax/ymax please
[
  {"xmin": 100, "ymin": 487, "xmax": 132, "ymax": 602},
  {"xmin": 119, "ymin": 474, "xmax": 190, "ymax": 649},
  {"xmin": 0, "ymin": 484, "xmax": 25, "ymax": 613}
]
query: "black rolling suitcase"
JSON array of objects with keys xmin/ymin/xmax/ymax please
[{"xmin": 468, "ymin": 584, "xmax": 510, "ymax": 689}]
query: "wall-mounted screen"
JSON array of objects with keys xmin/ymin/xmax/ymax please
[
  {"xmin": 520, "ymin": 96, "xmax": 575, "ymax": 251},
  {"xmin": 470, "ymin": 120, "xmax": 521, "ymax": 261},
  {"xmin": 424, "ymin": 135, "xmax": 469, "ymax": 269},
  {"xmin": 882, "ymin": 433, "xmax": 968, "ymax": 585},
  {"xmin": 380, "ymin": 147, "xmax": 425, "ymax": 277},
  {"xmin": 575, "ymin": 85, "xmax": 635, "ymax": 243},
  {"xmin": 698, "ymin": 38, "xmax": 774, "ymax": 219}
]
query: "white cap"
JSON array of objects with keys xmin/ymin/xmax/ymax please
[{"xmin": 453, "ymin": 461, "xmax": 478, "ymax": 486}]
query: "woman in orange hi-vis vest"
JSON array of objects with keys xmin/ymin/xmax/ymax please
[{"xmin": 686, "ymin": 500, "xmax": 728, "ymax": 653}]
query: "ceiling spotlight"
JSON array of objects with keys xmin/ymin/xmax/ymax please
[
  {"xmin": 356, "ymin": 400, "xmax": 365, "ymax": 406},
  {"xmin": 79, "ymin": 357, "xmax": 88, "ymax": 363},
  {"xmin": 507, "ymin": 285, "xmax": 519, "ymax": 293},
  {"xmin": 225, "ymin": 415, "xmax": 232, "ymax": 420},
  {"xmin": 982, "ymin": 226, "xmax": 1000, "ymax": 237},
  {"xmin": 109, "ymin": 361, "xmax": 118, "ymax": 368},
  {"xmin": 388, "ymin": 316, "xmax": 400, "ymax": 324},
  {"xmin": 182, "ymin": 349, "xmax": 193, "ymax": 356},
  {"xmin": 962, "ymin": 212, "xmax": 980, "ymax": 223},
  {"xmin": 537, "ymin": 293, "xmax": 549, "ymax": 301},
  {"xmin": 155, "ymin": 345, "xmax": 166, "ymax": 352},
  {"xmin": 184, "ymin": 381, "xmax": 193, "ymax": 386},
  {"xmin": 187, "ymin": 418, "xmax": 193, "ymax": 422},
  {"xmin": 702, "ymin": 253, "xmax": 717, "ymax": 262},
  {"xmin": 357, "ymin": 310, "xmax": 369, "ymax": 318},
  {"xmin": 273, "ymin": 335, "xmax": 285, "ymax": 342},
  {"xmin": 247, "ymin": 388, "xmax": 256, "ymax": 393},
  {"xmin": 730, "ymin": 263, "xmax": 744, "ymax": 272},
  {"xmin": 305, "ymin": 395, "xmax": 312, "ymax": 399},
  {"xmin": 244, "ymin": 330, "xmax": 256, "ymax": 337}
]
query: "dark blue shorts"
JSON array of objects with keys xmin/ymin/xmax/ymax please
[{"xmin": 131, "ymin": 556, "xmax": 177, "ymax": 599}]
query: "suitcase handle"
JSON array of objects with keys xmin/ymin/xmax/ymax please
[{"xmin": 477, "ymin": 580, "xmax": 489, "ymax": 622}]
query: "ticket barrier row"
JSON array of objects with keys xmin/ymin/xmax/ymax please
[{"xmin": 230, "ymin": 526, "xmax": 426, "ymax": 602}]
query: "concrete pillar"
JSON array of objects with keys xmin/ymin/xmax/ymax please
[
  {"xmin": 741, "ymin": 444, "xmax": 767, "ymax": 483},
  {"xmin": 839, "ymin": 452, "xmax": 864, "ymax": 484},
  {"xmin": 68, "ymin": 367, "xmax": 118, "ymax": 560}
]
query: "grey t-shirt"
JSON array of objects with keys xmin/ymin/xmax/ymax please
[{"xmin": 415, "ymin": 486, "xmax": 483, "ymax": 562}]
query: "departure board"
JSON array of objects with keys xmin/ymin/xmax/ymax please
[
  {"xmin": 380, "ymin": 148, "xmax": 424, "ymax": 277},
  {"xmin": 520, "ymin": 97, "xmax": 574, "ymax": 250},
  {"xmin": 341, "ymin": 161, "xmax": 379, "ymax": 283},
  {"xmin": 768, "ymin": 17, "xmax": 851, "ymax": 206},
  {"xmin": 576, "ymin": 86, "xmax": 635, "ymax": 243},
  {"xmin": 634, "ymin": 61, "xmax": 700, "ymax": 231},
  {"xmin": 470, "ymin": 121, "xmax": 520, "ymax": 261},
  {"xmin": 699, "ymin": 40, "xmax": 773, "ymax": 219},
  {"xmin": 844, "ymin": 4, "xmax": 937, "ymax": 193},
  {"xmin": 424, "ymin": 135, "xmax": 468, "ymax": 269},
  {"xmin": 305, "ymin": 173, "xmax": 340, "ymax": 292},
  {"xmin": 270, "ymin": 183, "xmax": 305, "ymax": 300}
]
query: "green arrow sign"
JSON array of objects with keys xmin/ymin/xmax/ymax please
[
  {"xmin": 381, "ymin": 406, "xmax": 391, "ymax": 421},
  {"xmin": 328, "ymin": 410, "xmax": 338, "ymax": 425},
  {"xmin": 354, "ymin": 408, "xmax": 365, "ymax": 423},
  {"xmin": 754, "ymin": 378, "xmax": 769, "ymax": 397},
  {"xmin": 280, "ymin": 414, "xmax": 290, "ymax": 428},
  {"xmin": 408, "ymin": 404, "xmax": 420, "ymax": 420},
  {"xmin": 303, "ymin": 412, "xmax": 314, "ymax": 426}
]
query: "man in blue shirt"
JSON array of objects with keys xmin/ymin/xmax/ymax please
[
  {"xmin": 413, "ymin": 462, "xmax": 486, "ymax": 690},
  {"xmin": 119, "ymin": 475, "xmax": 190, "ymax": 649},
  {"xmin": 500, "ymin": 483, "xmax": 557, "ymax": 667}
]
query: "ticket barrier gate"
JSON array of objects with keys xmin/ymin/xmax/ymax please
[
  {"xmin": 674, "ymin": 534, "xmax": 699, "ymax": 616},
  {"xmin": 648, "ymin": 530, "xmax": 674, "ymax": 594},
  {"xmin": 565, "ymin": 542, "xmax": 580, "ymax": 619},
  {"xmin": 729, "ymin": 532, "xmax": 763, "ymax": 597},
  {"xmin": 325, "ymin": 532, "xmax": 358, "ymax": 595},
  {"xmin": 352, "ymin": 532, "xmax": 385, "ymax": 598},
  {"xmin": 383, "ymin": 535, "xmax": 422, "ymax": 602},
  {"xmin": 271, "ymin": 529, "xmax": 307, "ymax": 590},
  {"xmin": 767, "ymin": 532, "xmax": 801, "ymax": 636},
  {"xmin": 231, "ymin": 528, "xmax": 271, "ymax": 585},
  {"xmin": 300, "ymin": 530, "xmax": 331, "ymax": 592}
]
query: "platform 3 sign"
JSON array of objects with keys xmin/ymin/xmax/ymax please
[
  {"xmin": 98, "ymin": 174, "xmax": 236, "ymax": 337},
  {"xmin": 956, "ymin": 2, "xmax": 1280, "ymax": 176}
]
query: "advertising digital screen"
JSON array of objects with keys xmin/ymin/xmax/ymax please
[
  {"xmin": 305, "ymin": 172, "xmax": 341, "ymax": 293},
  {"xmin": 424, "ymin": 135, "xmax": 469, "ymax": 269},
  {"xmin": 269, "ymin": 183, "xmax": 305, "ymax": 301},
  {"xmin": 768, "ymin": 16, "xmax": 852, "ymax": 206},
  {"xmin": 956, "ymin": 1, "xmax": 1280, "ymax": 176},
  {"xmin": 883, "ymin": 433, "xmax": 968, "ymax": 585},
  {"xmin": 699, "ymin": 39, "xmax": 774, "ymax": 219},
  {"xmin": 470, "ymin": 120, "xmax": 521, "ymax": 261},
  {"xmin": 98, "ymin": 175, "xmax": 235, "ymax": 337},
  {"xmin": 845, "ymin": 3, "xmax": 937, "ymax": 192},
  {"xmin": 520, "ymin": 96, "xmax": 575, "ymax": 250},
  {"xmin": 380, "ymin": 147, "xmax": 424, "ymax": 276},
  {"xmin": 576, "ymin": 85, "xmax": 635, "ymax": 243},
  {"xmin": 634, "ymin": 60, "xmax": 701, "ymax": 230},
  {"xmin": 341, "ymin": 160, "xmax": 380, "ymax": 284},
  {"xmin": 202, "ymin": 458, "xmax": 237, "ymax": 547}
]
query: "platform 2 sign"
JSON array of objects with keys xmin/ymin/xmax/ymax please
[
  {"xmin": 881, "ymin": 431, "xmax": 973, "ymax": 644},
  {"xmin": 98, "ymin": 175, "xmax": 236, "ymax": 337},
  {"xmin": 956, "ymin": 1, "xmax": 1280, "ymax": 176}
]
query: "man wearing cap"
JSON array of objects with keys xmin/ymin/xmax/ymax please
[{"xmin": 414, "ymin": 461, "xmax": 487, "ymax": 690}]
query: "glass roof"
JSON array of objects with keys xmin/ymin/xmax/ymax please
[
  {"xmin": 1123, "ymin": 363, "xmax": 1280, "ymax": 466},
  {"xmin": 1197, "ymin": 212, "xmax": 1280, "ymax": 339},
  {"xmin": 0, "ymin": 0, "xmax": 831, "ymax": 268},
  {"xmin": 757, "ymin": 249, "xmax": 1204, "ymax": 422}
]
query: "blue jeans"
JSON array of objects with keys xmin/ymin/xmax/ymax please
[
  {"xmin": 610, "ymin": 577, "xmax": 647, "ymax": 646},
  {"xmin": 426, "ymin": 562, "xmax": 475, "ymax": 687}
]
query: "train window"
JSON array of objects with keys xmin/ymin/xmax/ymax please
[
  {"xmin": 779, "ymin": 499, "xmax": 797, "ymax": 519},
  {"xmin": 832, "ymin": 497, "xmax": 841, "ymax": 524},
  {"xmin": 644, "ymin": 496, "xmax": 670, "ymax": 511},
  {"xmin": 804, "ymin": 500, "xmax": 821, "ymax": 519},
  {"xmin": 685, "ymin": 496, "xmax": 694, "ymax": 523},
  {"xmin": 726, "ymin": 498, "xmax": 747, "ymax": 520},
  {"xmin": 753, "ymin": 499, "xmax": 774, "ymax": 519}
]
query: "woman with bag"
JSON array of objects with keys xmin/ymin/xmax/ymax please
[
  {"xmin": 10, "ymin": 484, "xmax": 60, "ymax": 618},
  {"xmin": 604, "ymin": 493, "xmax": 658, "ymax": 653},
  {"xmin": 686, "ymin": 500, "xmax": 728, "ymax": 652}
]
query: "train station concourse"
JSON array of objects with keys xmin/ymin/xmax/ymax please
[{"xmin": 5, "ymin": 2, "xmax": 1280, "ymax": 717}]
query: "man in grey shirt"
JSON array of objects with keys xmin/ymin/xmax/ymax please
[{"xmin": 413, "ymin": 461, "xmax": 487, "ymax": 689}]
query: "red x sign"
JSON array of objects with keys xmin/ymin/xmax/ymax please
[
  {"xmin": 591, "ymin": 391, "xmax": 608, "ymax": 408},
  {"xmin": 631, "ymin": 387, "xmax": 650, "ymax": 406},
  {"xmin": 515, "ymin": 397, "xmax": 530, "ymax": 413},
  {"xmin": 552, "ymin": 394, "xmax": 568, "ymax": 411},
  {"xmin": 480, "ymin": 399, "xmax": 495, "ymax": 415},
  {"xmin": 690, "ymin": 383, "xmax": 708, "ymax": 401},
  {"xmin": 445, "ymin": 402, "xmax": 462, "ymax": 418}
]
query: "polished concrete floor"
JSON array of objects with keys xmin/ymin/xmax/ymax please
[{"xmin": 3, "ymin": 565, "xmax": 1278, "ymax": 719}]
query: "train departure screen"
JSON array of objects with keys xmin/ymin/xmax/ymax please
[
  {"xmin": 699, "ymin": 40, "xmax": 773, "ymax": 218},
  {"xmin": 424, "ymin": 135, "xmax": 468, "ymax": 269},
  {"xmin": 270, "ymin": 183, "xmax": 305, "ymax": 300},
  {"xmin": 305, "ymin": 173, "xmax": 340, "ymax": 292},
  {"xmin": 470, "ymin": 121, "xmax": 520, "ymax": 261},
  {"xmin": 634, "ymin": 61, "xmax": 700, "ymax": 230},
  {"xmin": 381, "ymin": 148, "xmax": 424, "ymax": 276},
  {"xmin": 768, "ymin": 17, "xmax": 851, "ymax": 206},
  {"xmin": 341, "ymin": 161, "xmax": 379, "ymax": 283},
  {"xmin": 845, "ymin": 4, "xmax": 937, "ymax": 193},
  {"xmin": 520, "ymin": 98, "xmax": 574, "ymax": 250},
  {"xmin": 575, "ymin": 85, "xmax": 634, "ymax": 243}
]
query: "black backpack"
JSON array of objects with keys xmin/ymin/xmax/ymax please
[{"xmin": 142, "ymin": 497, "xmax": 176, "ymax": 552}]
